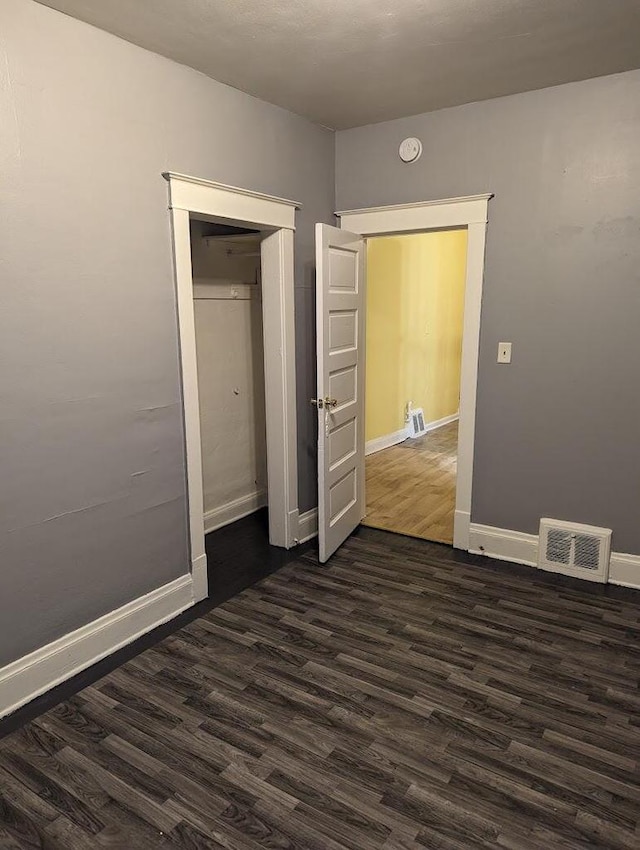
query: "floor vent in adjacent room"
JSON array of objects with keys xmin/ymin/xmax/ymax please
[
  {"xmin": 408, "ymin": 408, "xmax": 428, "ymax": 438},
  {"xmin": 538, "ymin": 519, "xmax": 611, "ymax": 583}
]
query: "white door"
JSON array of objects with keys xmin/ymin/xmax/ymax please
[{"xmin": 315, "ymin": 223, "xmax": 366, "ymax": 562}]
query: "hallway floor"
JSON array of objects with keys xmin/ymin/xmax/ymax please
[{"xmin": 364, "ymin": 420, "xmax": 458, "ymax": 544}]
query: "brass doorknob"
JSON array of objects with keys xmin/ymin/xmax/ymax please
[{"xmin": 310, "ymin": 397, "xmax": 338, "ymax": 409}]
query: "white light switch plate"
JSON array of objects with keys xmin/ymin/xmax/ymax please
[{"xmin": 497, "ymin": 342, "xmax": 512, "ymax": 363}]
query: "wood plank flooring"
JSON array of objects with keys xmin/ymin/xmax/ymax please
[
  {"xmin": 364, "ymin": 421, "xmax": 457, "ymax": 544},
  {"xmin": 0, "ymin": 510, "xmax": 304, "ymax": 741},
  {"xmin": 2, "ymin": 526, "xmax": 640, "ymax": 849}
]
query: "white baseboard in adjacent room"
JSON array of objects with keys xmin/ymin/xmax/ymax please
[
  {"xmin": 0, "ymin": 573, "xmax": 194, "ymax": 720},
  {"xmin": 365, "ymin": 428, "xmax": 407, "ymax": 456},
  {"xmin": 296, "ymin": 508, "xmax": 318, "ymax": 543},
  {"xmin": 469, "ymin": 522, "xmax": 640, "ymax": 590},
  {"xmin": 422, "ymin": 412, "xmax": 459, "ymax": 434},
  {"xmin": 365, "ymin": 413, "xmax": 459, "ymax": 457},
  {"xmin": 203, "ymin": 490, "xmax": 267, "ymax": 535}
]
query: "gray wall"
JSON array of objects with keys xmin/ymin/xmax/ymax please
[
  {"xmin": 0, "ymin": 0, "xmax": 332, "ymax": 667},
  {"xmin": 336, "ymin": 70, "xmax": 640, "ymax": 553}
]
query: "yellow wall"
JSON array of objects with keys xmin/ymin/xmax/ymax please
[{"xmin": 365, "ymin": 229, "xmax": 468, "ymax": 442}]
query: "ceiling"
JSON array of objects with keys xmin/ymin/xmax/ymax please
[{"xmin": 36, "ymin": 0, "xmax": 640, "ymax": 129}]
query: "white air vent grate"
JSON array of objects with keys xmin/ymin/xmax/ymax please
[
  {"xmin": 538, "ymin": 519, "xmax": 611, "ymax": 583},
  {"xmin": 408, "ymin": 408, "xmax": 427, "ymax": 438}
]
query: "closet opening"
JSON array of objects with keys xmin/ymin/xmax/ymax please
[
  {"xmin": 189, "ymin": 218, "xmax": 269, "ymax": 547},
  {"xmin": 166, "ymin": 172, "xmax": 300, "ymax": 602}
]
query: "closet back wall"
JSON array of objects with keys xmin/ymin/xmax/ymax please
[{"xmin": 190, "ymin": 224, "xmax": 267, "ymax": 530}]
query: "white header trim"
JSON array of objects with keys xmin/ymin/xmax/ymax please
[
  {"xmin": 336, "ymin": 194, "xmax": 493, "ymax": 217},
  {"xmin": 337, "ymin": 195, "xmax": 492, "ymax": 235},
  {"xmin": 163, "ymin": 173, "xmax": 300, "ymax": 230},
  {"xmin": 164, "ymin": 172, "xmax": 301, "ymax": 208}
]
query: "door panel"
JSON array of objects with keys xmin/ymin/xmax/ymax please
[{"xmin": 315, "ymin": 224, "xmax": 365, "ymax": 563}]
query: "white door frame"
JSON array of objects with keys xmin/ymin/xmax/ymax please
[
  {"xmin": 336, "ymin": 194, "xmax": 492, "ymax": 551},
  {"xmin": 165, "ymin": 173, "xmax": 300, "ymax": 602}
]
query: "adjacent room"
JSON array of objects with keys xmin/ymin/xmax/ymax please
[
  {"xmin": 364, "ymin": 230, "xmax": 467, "ymax": 544},
  {"xmin": 2, "ymin": 1, "xmax": 640, "ymax": 848}
]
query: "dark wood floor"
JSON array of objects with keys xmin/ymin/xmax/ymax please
[
  {"xmin": 0, "ymin": 509, "xmax": 303, "ymax": 739},
  {"xmin": 2, "ymin": 527, "xmax": 640, "ymax": 849}
]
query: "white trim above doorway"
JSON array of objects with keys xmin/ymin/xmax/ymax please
[
  {"xmin": 337, "ymin": 194, "xmax": 492, "ymax": 552},
  {"xmin": 164, "ymin": 173, "xmax": 300, "ymax": 602}
]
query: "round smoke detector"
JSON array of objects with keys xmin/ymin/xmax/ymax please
[{"xmin": 399, "ymin": 137, "xmax": 422, "ymax": 163}]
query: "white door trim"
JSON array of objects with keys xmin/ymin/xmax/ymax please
[
  {"xmin": 337, "ymin": 194, "xmax": 492, "ymax": 551},
  {"xmin": 165, "ymin": 173, "xmax": 300, "ymax": 601}
]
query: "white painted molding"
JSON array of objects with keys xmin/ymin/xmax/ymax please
[
  {"xmin": 469, "ymin": 522, "xmax": 640, "ymax": 590},
  {"xmin": 203, "ymin": 491, "xmax": 267, "ymax": 535},
  {"xmin": 609, "ymin": 552, "xmax": 640, "ymax": 590},
  {"xmin": 337, "ymin": 194, "xmax": 491, "ymax": 234},
  {"xmin": 336, "ymin": 194, "xmax": 492, "ymax": 216},
  {"xmin": 339, "ymin": 196, "xmax": 492, "ymax": 553},
  {"xmin": 164, "ymin": 172, "xmax": 300, "ymax": 230},
  {"xmin": 296, "ymin": 508, "xmax": 319, "ymax": 543},
  {"xmin": 170, "ymin": 206, "xmax": 208, "ymax": 601},
  {"xmin": 469, "ymin": 523, "xmax": 538, "ymax": 567},
  {"xmin": 365, "ymin": 428, "xmax": 407, "ymax": 456},
  {"xmin": 190, "ymin": 555, "xmax": 208, "ymax": 603},
  {"xmin": 261, "ymin": 229, "xmax": 299, "ymax": 548},
  {"xmin": 165, "ymin": 174, "xmax": 300, "ymax": 593},
  {"xmin": 0, "ymin": 575, "xmax": 194, "ymax": 720},
  {"xmin": 455, "ymin": 221, "xmax": 486, "ymax": 551}
]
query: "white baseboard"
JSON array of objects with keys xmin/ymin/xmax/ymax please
[
  {"xmin": 609, "ymin": 552, "xmax": 640, "ymax": 589},
  {"xmin": 421, "ymin": 412, "xmax": 459, "ymax": 434},
  {"xmin": 469, "ymin": 522, "xmax": 640, "ymax": 590},
  {"xmin": 0, "ymin": 574, "xmax": 194, "ymax": 720},
  {"xmin": 469, "ymin": 523, "xmax": 538, "ymax": 567},
  {"xmin": 296, "ymin": 508, "xmax": 318, "ymax": 543},
  {"xmin": 365, "ymin": 414, "xmax": 459, "ymax": 457},
  {"xmin": 203, "ymin": 490, "xmax": 267, "ymax": 534},
  {"xmin": 365, "ymin": 428, "xmax": 407, "ymax": 456}
]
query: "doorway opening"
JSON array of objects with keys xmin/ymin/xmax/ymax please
[
  {"xmin": 311, "ymin": 194, "xmax": 490, "ymax": 561},
  {"xmin": 362, "ymin": 229, "xmax": 468, "ymax": 544},
  {"xmin": 165, "ymin": 173, "xmax": 300, "ymax": 603}
]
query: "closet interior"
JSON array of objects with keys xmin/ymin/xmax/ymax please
[{"xmin": 190, "ymin": 218, "xmax": 268, "ymax": 534}]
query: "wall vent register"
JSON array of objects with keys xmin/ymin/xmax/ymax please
[
  {"xmin": 538, "ymin": 518, "xmax": 611, "ymax": 583},
  {"xmin": 408, "ymin": 407, "xmax": 428, "ymax": 438}
]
